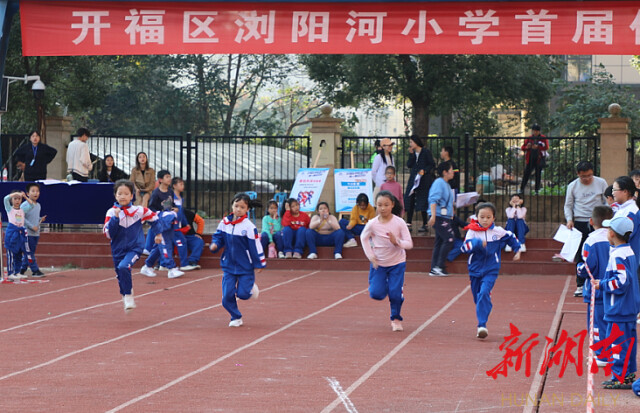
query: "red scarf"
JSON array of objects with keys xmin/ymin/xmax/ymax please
[
  {"xmin": 464, "ymin": 218, "xmax": 493, "ymax": 232},
  {"xmin": 225, "ymin": 214, "xmax": 247, "ymax": 225},
  {"xmin": 115, "ymin": 202, "xmax": 136, "ymax": 217}
]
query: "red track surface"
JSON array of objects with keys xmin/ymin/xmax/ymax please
[{"xmin": 1, "ymin": 268, "xmax": 638, "ymax": 412}]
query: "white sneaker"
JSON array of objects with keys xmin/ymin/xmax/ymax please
[
  {"xmin": 307, "ymin": 253, "xmax": 318, "ymax": 259},
  {"xmin": 229, "ymin": 319, "xmax": 243, "ymax": 327},
  {"xmin": 477, "ymin": 327, "xmax": 488, "ymax": 339},
  {"xmin": 429, "ymin": 267, "xmax": 448, "ymax": 277},
  {"xmin": 168, "ymin": 268, "xmax": 184, "ymax": 279},
  {"xmin": 278, "ymin": 251, "xmax": 285, "ymax": 259},
  {"xmin": 250, "ymin": 283, "xmax": 259, "ymax": 300},
  {"xmin": 159, "ymin": 266, "xmax": 169, "ymax": 271},
  {"xmin": 520, "ymin": 244, "xmax": 527, "ymax": 252},
  {"xmin": 123, "ymin": 294, "xmax": 136, "ymax": 311},
  {"xmin": 596, "ymin": 359, "xmax": 608, "ymax": 367},
  {"xmin": 18, "ymin": 273, "xmax": 28, "ymax": 279},
  {"xmin": 142, "ymin": 249, "xmax": 151, "ymax": 256},
  {"xmin": 574, "ymin": 286, "xmax": 583, "ymax": 297},
  {"xmin": 179, "ymin": 264, "xmax": 198, "ymax": 271},
  {"xmin": 343, "ymin": 238, "xmax": 358, "ymax": 248},
  {"xmin": 140, "ymin": 265, "xmax": 157, "ymax": 277},
  {"xmin": 7, "ymin": 274, "xmax": 21, "ymax": 281},
  {"xmin": 504, "ymin": 245, "xmax": 512, "ymax": 252},
  {"xmin": 334, "ymin": 253, "xmax": 343, "ymax": 260}
]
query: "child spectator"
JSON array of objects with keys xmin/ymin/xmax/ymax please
[
  {"xmin": 261, "ymin": 200, "xmax": 284, "ymax": 258},
  {"xmin": 604, "ymin": 185, "xmax": 619, "ymax": 212},
  {"xmin": 210, "ymin": 193, "xmax": 265, "ymax": 327},
  {"xmin": 629, "ymin": 169, "xmax": 640, "ymax": 197},
  {"xmin": 3, "ymin": 190, "xmax": 34, "ymax": 281},
  {"xmin": 171, "ymin": 177, "xmax": 198, "ymax": 271},
  {"xmin": 594, "ymin": 216, "xmax": 640, "ymax": 389},
  {"xmin": 504, "ymin": 193, "xmax": 529, "ymax": 252},
  {"xmin": 281, "ymin": 198, "xmax": 311, "ymax": 259},
  {"xmin": 461, "ymin": 202, "xmax": 521, "ymax": 339},
  {"xmin": 380, "ymin": 165, "xmax": 405, "ymax": 217},
  {"xmin": 140, "ymin": 198, "xmax": 185, "ymax": 279},
  {"xmin": 306, "ymin": 202, "xmax": 345, "ymax": 260},
  {"xmin": 611, "ymin": 176, "xmax": 640, "ymax": 260},
  {"xmin": 142, "ymin": 169, "xmax": 173, "ymax": 255},
  {"xmin": 360, "ymin": 191, "xmax": 413, "ymax": 332},
  {"xmin": 181, "ymin": 208, "xmax": 205, "ymax": 269},
  {"xmin": 428, "ymin": 161, "xmax": 455, "ymax": 276},
  {"xmin": 275, "ymin": 198, "xmax": 291, "ymax": 258},
  {"xmin": 577, "ymin": 205, "xmax": 613, "ymax": 367},
  {"xmin": 103, "ymin": 180, "xmax": 159, "ymax": 311},
  {"xmin": 20, "ymin": 183, "xmax": 45, "ymax": 277},
  {"xmin": 339, "ymin": 193, "xmax": 376, "ymax": 248}
]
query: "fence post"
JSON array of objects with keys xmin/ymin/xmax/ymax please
[
  {"xmin": 598, "ymin": 103, "xmax": 629, "ymax": 184},
  {"xmin": 309, "ymin": 104, "xmax": 343, "ymax": 213},
  {"xmin": 183, "ymin": 132, "xmax": 193, "ymax": 209}
]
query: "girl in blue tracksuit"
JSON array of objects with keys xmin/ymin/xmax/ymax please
[
  {"xmin": 210, "ymin": 193, "xmax": 266, "ymax": 327},
  {"xmin": 576, "ymin": 205, "xmax": 613, "ymax": 364},
  {"xmin": 595, "ymin": 216, "xmax": 640, "ymax": 389},
  {"xmin": 461, "ymin": 202, "xmax": 521, "ymax": 339},
  {"xmin": 4, "ymin": 191, "xmax": 34, "ymax": 281},
  {"xmin": 103, "ymin": 180, "xmax": 159, "ymax": 312}
]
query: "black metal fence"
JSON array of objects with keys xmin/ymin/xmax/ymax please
[
  {"xmin": 341, "ymin": 135, "xmax": 599, "ymax": 237},
  {"xmin": 88, "ymin": 135, "xmax": 310, "ymax": 218}
]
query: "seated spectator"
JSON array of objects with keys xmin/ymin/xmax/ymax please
[
  {"xmin": 306, "ymin": 202, "xmax": 345, "ymax": 260},
  {"xmin": 97, "ymin": 155, "xmax": 129, "ymax": 183},
  {"xmin": 130, "ymin": 151, "xmax": 155, "ymax": 207},
  {"xmin": 339, "ymin": 193, "xmax": 376, "ymax": 248},
  {"xmin": 180, "ymin": 208, "xmax": 205, "ymax": 270},
  {"xmin": 281, "ymin": 198, "xmax": 310, "ymax": 259},
  {"xmin": 261, "ymin": 200, "xmax": 284, "ymax": 258}
]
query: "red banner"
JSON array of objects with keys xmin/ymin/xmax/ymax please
[{"xmin": 19, "ymin": 1, "xmax": 640, "ymax": 56}]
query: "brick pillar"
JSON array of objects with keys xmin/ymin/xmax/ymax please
[
  {"xmin": 598, "ymin": 103, "xmax": 630, "ymax": 184},
  {"xmin": 309, "ymin": 104, "xmax": 343, "ymax": 213},
  {"xmin": 45, "ymin": 115, "xmax": 74, "ymax": 180}
]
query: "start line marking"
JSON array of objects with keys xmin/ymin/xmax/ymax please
[{"xmin": 326, "ymin": 377, "xmax": 359, "ymax": 413}]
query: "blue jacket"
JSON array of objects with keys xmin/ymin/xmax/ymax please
[
  {"xmin": 600, "ymin": 244, "xmax": 640, "ymax": 323},
  {"xmin": 614, "ymin": 200, "xmax": 640, "ymax": 259},
  {"xmin": 461, "ymin": 224, "xmax": 520, "ymax": 277},
  {"xmin": 211, "ymin": 214, "xmax": 266, "ymax": 275},
  {"xmin": 427, "ymin": 177, "xmax": 454, "ymax": 218},
  {"xmin": 103, "ymin": 204, "xmax": 158, "ymax": 257},
  {"xmin": 577, "ymin": 228, "xmax": 609, "ymax": 304}
]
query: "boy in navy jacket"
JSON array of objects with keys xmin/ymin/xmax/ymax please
[
  {"xmin": 594, "ymin": 216, "xmax": 640, "ymax": 389},
  {"xmin": 461, "ymin": 202, "xmax": 520, "ymax": 339},
  {"xmin": 577, "ymin": 206, "xmax": 613, "ymax": 366}
]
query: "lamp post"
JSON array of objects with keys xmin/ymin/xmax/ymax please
[{"xmin": 0, "ymin": 74, "xmax": 46, "ymax": 177}]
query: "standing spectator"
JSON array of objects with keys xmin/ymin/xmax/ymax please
[
  {"xmin": 404, "ymin": 135, "xmax": 434, "ymax": 232},
  {"xmin": 368, "ymin": 139, "xmax": 383, "ymax": 167},
  {"xmin": 66, "ymin": 127, "xmax": 92, "ymax": 182},
  {"xmin": 15, "ymin": 130, "xmax": 57, "ymax": 181},
  {"xmin": 428, "ymin": 161, "xmax": 456, "ymax": 276},
  {"xmin": 520, "ymin": 124, "xmax": 549, "ymax": 194},
  {"xmin": 380, "ymin": 166, "xmax": 405, "ymax": 217},
  {"xmin": 440, "ymin": 145, "xmax": 459, "ymax": 193},
  {"xmin": 97, "ymin": 155, "xmax": 128, "ymax": 183},
  {"xmin": 130, "ymin": 151, "xmax": 156, "ymax": 208},
  {"xmin": 564, "ymin": 160, "xmax": 608, "ymax": 297},
  {"xmin": 371, "ymin": 138, "xmax": 395, "ymax": 197}
]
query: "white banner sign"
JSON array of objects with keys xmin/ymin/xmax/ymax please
[
  {"xmin": 290, "ymin": 168, "xmax": 330, "ymax": 212},
  {"xmin": 334, "ymin": 169, "xmax": 373, "ymax": 212}
]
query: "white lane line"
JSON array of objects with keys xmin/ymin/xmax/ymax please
[
  {"xmin": 326, "ymin": 377, "xmax": 359, "ymax": 413},
  {"xmin": 321, "ymin": 284, "xmax": 471, "ymax": 413},
  {"xmin": 0, "ymin": 272, "xmax": 223, "ymax": 334},
  {"xmin": 0, "ymin": 270, "xmax": 320, "ymax": 382},
  {"xmin": 107, "ymin": 288, "xmax": 363, "ymax": 411},
  {"xmin": 0, "ymin": 275, "xmax": 110, "ymax": 304},
  {"xmin": 522, "ymin": 276, "xmax": 571, "ymax": 413}
]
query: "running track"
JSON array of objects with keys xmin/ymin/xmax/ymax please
[{"xmin": 1, "ymin": 269, "xmax": 638, "ymax": 412}]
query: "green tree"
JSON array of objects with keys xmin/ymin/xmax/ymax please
[
  {"xmin": 550, "ymin": 66, "xmax": 640, "ymax": 137},
  {"xmin": 300, "ymin": 54, "xmax": 559, "ymax": 136}
]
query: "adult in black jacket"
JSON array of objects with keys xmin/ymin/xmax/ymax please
[
  {"xmin": 97, "ymin": 155, "xmax": 129, "ymax": 183},
  {"xmin": 404, "ymin": 135, "xmax": 435, "ymax": 232},
  {"xmin": 14, "ymin": 131, "xmax": 57, "ymax": 181}
]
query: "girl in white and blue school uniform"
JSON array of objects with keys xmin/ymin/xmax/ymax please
[
  {"xmin": 210, "ymin": 193, "xmax": 266, "ymax": 327},
  {"xmin": 461, "ymin": 202, "xmax": 521, "ymax": 339},
  {"xmin": 3, "ymin": 190, "xmax": 34, "ymax": 281},
  {"xmin": 103, "ymin": 180, "xmax": 159, "ymax": 312}
]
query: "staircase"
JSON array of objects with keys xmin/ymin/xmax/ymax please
[{"xmin": 18, "ymin": 232, "xmax": 574, "ymax": 275}]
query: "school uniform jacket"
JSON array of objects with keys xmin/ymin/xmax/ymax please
[
  {"xmin": 103, "ymin": 204, "xmax": 158, "ymax": 257},
  {"xmin": 613, "ymin": 200, "xmax": 640, "ymax": 259},
  {"xmin": 576, "ymin": 228, "xmax": 609, "ymax": 304},
  {"xmin": 461, "ymin": 223, "xmax": 520, "ymax": 277},
  {"xmin": 600, "ymin": 244, "xmax": 640, "ymax": 323},
  {"xmin": 211, "ymin": 214, "xmax": 266, "ymax": 274}
]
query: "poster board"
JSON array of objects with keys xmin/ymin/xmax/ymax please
[
  {"xmin": 289, "ymin": 168, "xmax": 330, "ymax": 212},
  {"xmin": 334, "ymin": 169, "xmax": 373, "ymax": 212}
]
